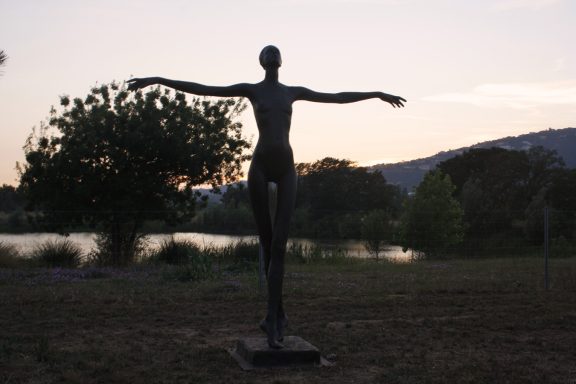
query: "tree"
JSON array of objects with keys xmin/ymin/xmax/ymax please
[
  {"xmin": 0, "ymin": 50, "xmax": 7, "ymax": 75},
  {"xmin": 437, "ymin": 146, "xmax": 565, "ymax": 249},
  {"xmin": 400, "ymin": 170, "xmax": 464, "ymax": 259},
  {"xmin": 361, "ymin": 210, "xmax": 391, "ymax": 260},
  {"xmin": 0, "ymin": 184, "xmax": 23, "ymax": 213},
  {"xmin": 19, "ymin": 83, "xmax": 250, "ymax": 265},
  {"xmin": 294, "ymin": 157, "xmax": 401, "ymax": 238}
]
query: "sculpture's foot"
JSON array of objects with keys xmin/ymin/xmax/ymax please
[
  {"xmin": 277, "ymin": 315, "xmax": 288, "ymax": 342},
  {"xmin": 259, "ymin": 319, "xmax": 284, "ymax": 349},
  {"xmin": 267, "ymin": 337, "xmax": 284, "ymax": 349},
  {"xmin": 260, "ymin": 316, "xmax": 288, "ymax": 342},
  {"xmin": 259, "ymin": 319, "xmax": 267, "ymax": 334}
]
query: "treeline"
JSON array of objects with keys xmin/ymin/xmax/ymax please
[
  {"xmin": 190, "ymin": 158, "xmax": 403, "ymax": 239},
  {"xmin": 0, "ymin": 185, "xmax": 27, "ymax": 232},
  {"xmin": 193, "ymin": 146, "xmax": 576, "ymax": 258},
  {"xmin": 3, "ymin": 146, "xmax": 576, "ymax": 260},
  {"xmin": 401, "ymin": 146, "xmax": 576, "ymax": 258}
]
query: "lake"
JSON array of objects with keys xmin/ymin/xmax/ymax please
[{"xmin": 0, "ymin": 232, "xmax": 411, "ymax": 262}]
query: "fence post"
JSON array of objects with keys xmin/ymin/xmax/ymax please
[{"xmin": 544, "ymin": 206, "xmax": 550, "ymax": 290}]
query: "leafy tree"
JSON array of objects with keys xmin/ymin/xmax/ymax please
[
  {"xmin": 0, "ymin": 50, "xmax": 7, "ymax": 75},
  {"xmin": 0, "ymin": 184, "xmax": 23, "ymax": 213},
  {"xmin": 0, "ymin": 184, "xmax": 27, "ymax": 232},
  {"xmin": 191, "ymin": 158, "xmax": 403, "ymax": 238},
  {"xmin": 221, "ymin": 182, "xmax": 250, "ymax": 209},
  {"xmin": 361, "ymin": 210, "xmax": 391, "ymax": 260},
  {"xmin": 525, "ymin": 168, "xmax": 576, "ymax": 244},
  {"xmin": 400, "ymin": 170, "xmax": 464, "ymax": 259},
  {"xmin": 19, "ymin": 83, "xmax": 250, "ymax": 265},
  {"xmin": 293, "ymin": 157, "xmax": 401, "ymax": 238},
  {"xmin": 437, "ymin": 146, "xmax": 564, "ymax": 244},
  {"xmin": 296, "ymin": 158, "xmax": 400, "ymax": 216}
]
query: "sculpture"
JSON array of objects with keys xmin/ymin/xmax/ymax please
[{"xmin": 128, "ymin": 45, "xmax": 405, "ymax": 349}]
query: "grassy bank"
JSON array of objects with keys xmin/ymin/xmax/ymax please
[{"xmin": 1, "ymin": 256, "xmax": 575, "ymax": 383}]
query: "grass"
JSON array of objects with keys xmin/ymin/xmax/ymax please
[
  {"xmin": 150, "ymin": 238, "xmax": 204, "ymax": 265},
  {"xmin": 0, "ymin": 241, "xmax": 21, "ymax": 268},
  {"xmin": 0, "ymin": 255, "xmax": 575, "ymax": 383},
  {"xmin": 29, "ymin": 239, "xmax": 84, "ymax": 268},
  {"xmin": 286, "ymin": 243, "xmax": 352, "ymax": 265}
]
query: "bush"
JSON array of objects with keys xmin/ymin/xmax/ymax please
[
  {"xmin": 0, "ymin": 242, "xmax": 21, "ymax": 268},
  {"xmin": 30, "ymin": 239, "xmax": 83, "ymax": 268},
  {"xmin": 152, "ymin": 238, "xmax": 202, "ymax": 265},
  {"xmin": 161, "ymin": 253, "xmax": 215, "ymax": 282},
  {"xmin": 227, "ymin": 241, "xmax": 259, "ymax": 271},
  {"xmin": 287, "ymin": 243, "xmax": 349, "ymax": 264},
  {"xmin": 362, "ymin": 210, "xmax": 391, "ymax": 260},
  {"xmin": 87, "ymin": 232, "xmax": 148, "ymax": 266}
]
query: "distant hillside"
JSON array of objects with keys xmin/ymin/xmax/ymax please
[{"xmin": 371, "ymin": 127, "xmax": 576, "ymax": 191}]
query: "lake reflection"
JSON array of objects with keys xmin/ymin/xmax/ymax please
[{"xmin": 0, "ymin": 232, "xmax": 411, "ymax": 262}]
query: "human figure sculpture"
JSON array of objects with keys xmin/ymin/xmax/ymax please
[{"xmin": 127, "ymin": 45, "xmax": 406, "ymax": 349}]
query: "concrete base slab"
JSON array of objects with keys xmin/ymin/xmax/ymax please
[{"xmin": 229, "ymin": 336, "xmax": 332, "ymax": 370}]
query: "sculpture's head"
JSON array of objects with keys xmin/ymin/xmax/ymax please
[{"xmin": 259, "ymin": 45, "xmax": 282, "ymax": 69}]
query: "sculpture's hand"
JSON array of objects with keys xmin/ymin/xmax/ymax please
[
  {"xmin": 126, "ymin": 77, "xmax": 158, "ymax": 91},
  {"xmin": 380, "ymin": 93, "xmax": 406, "ymax": 108}
]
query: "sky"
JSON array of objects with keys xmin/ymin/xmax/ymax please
[{"xmin": 1, "ymin": 0, "xmax": 575, "ymax": 186}]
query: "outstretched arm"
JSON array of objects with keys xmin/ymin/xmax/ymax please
[
  {"xmin": 127, "ymin": 77, "xmax": 251, "ymax": 98},
  {"xmin": 292, "ymin": 86, "xmax": 406, "ymax": 108}
]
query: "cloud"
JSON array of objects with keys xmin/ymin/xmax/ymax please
[
  {"xmin": 553, "ymin": 58, "xmax": 567, "ymax": 72},
  {"xmin": 283, "ymin": 0, "xmax": 405, "ymax": 4},
  {"xmin": 423, "ymin": 80, "xmax": 576, "ymax": 109},
  {"xmin": 492, "ymin": 0, "xmax": 563, "ymax": 11}
]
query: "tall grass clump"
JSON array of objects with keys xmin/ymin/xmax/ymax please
[
  {"xmin": 287, "ymin": 243, "xmax": 350, "ymax": 264},
  {"xmin": 87, "ymin": 232, "xmax": 148, "ymax": 266},
  {"xmin": 152, "ymin": 238, "xmax": 202, "ymax": 265},
  {"xmin": 0, "ymin": 241, "xmax": 21, "ymax": 268},
  {"xmin": 225, "ymin": 241, "xmax": 259, "ymax": 271},
  {"xmin": 30, "ymin": 239, "xmax": 83, "ymax": 268},
  {"xmin": 152, "ymin": 238, "xmax": 214, "ymax": 282}
]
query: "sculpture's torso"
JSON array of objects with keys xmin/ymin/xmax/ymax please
[{"xmin": 248, "ymin": 82, "xmax": 296, "ymax": 182}]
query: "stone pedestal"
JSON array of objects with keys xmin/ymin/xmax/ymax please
[{"xmin": 229, "ymin": 336, "xmax": 330, "ymax": 370}]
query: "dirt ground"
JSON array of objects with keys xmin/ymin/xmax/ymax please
[{"xmin": 1, "ymin": 258, "xmax": 575, "ymax": 383}]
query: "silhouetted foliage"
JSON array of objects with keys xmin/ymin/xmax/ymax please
[
  {"xmin": 525, "ymin": 168, "xmax": 576, "ymax": 245},
  {"xmin": 0, "ymin": 185, "xmax": 23, "ymax": 212},
  {"xmin": 0, "ymin": 185, "xmax": 28, "ymax": 232},
  {"xmin": 19, "ymin": 82, "xmax": 250, "ymax": 265},
  {"xmin": 438, "ymin": 147, "xmax": 564, "ymax": 254},
  {"xmin": 188, "ymin": 182, "xmax": 255, "ymax": 234},
  {"xmin": 221, "ymin": 182, "xmax": 250, "ymax": 210},
  {"xmin": 188, "ymin": 158, "xmax": 402, "ymax": 238},
  {"xmin": 293, "ymin": 157, "xmax": 401, "ymax": 238},
  {"xmin": 361, "ymin": 209, "xmax": 391, "ymax": 260},
  {"xmin": 0, "ymin": 50, "xmax": 7, "ymax": 75},
  {"xmin": 400, "ymin": 170, "xmax": 464, "ymax": 259}
]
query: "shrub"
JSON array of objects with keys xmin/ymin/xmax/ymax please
[
  {"xmin": 152, "ymin": 238, "xmax": 202, "ymax": 265},
  {"xmin": 0, "ymin": 242, "xmax": 21, "ymax": 268},
  {"xmin": 362, "ymin": 210, "xmax": 392, "ymax": 260},
  {"xmin": 30, "ymin": 239, "xmax": 83, "ymax": 268},
  {"xmin": 227, "ymin": 241, "xmax": 259, "ymax": 271},
  {"xmin": 287, "ymin": 243, "xmax": 349, "ymax": 264},
  {"xmin": 161, "ymin": 253, "xmax": 215, "ymax": 282},
  {"xmin": 87, "ymin": 232, "xmax": 148, "ymax": 266}
]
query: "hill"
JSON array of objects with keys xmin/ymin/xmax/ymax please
[{"xmin": 371, "ymin": 127, "xmax": 576, "ymax": 191}]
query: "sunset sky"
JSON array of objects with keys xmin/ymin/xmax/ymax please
[{"xmin": 1, "ymin": 0, "xmax": 575, "ymax": 186}]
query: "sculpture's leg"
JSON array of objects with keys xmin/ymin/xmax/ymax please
[
  {"xmin": 248, "ymin": 165, "xmax": 280, "ymax": 347},
  {"xmin": 266, "ymin": 170, "xmax": 297, "ymax": 347},
  {"xmin": 248, "ymin": 165, "xmax": 273, "ymax": 274}
]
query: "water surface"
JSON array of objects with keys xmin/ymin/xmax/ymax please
[{"xmin": 0, "ymin": 232, "xmax": 410, "ymax": 262}]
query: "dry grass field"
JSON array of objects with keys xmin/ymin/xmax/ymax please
[{"xmin": 1, "ymin": 257, "xmax": 575, "ymax": 383}]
